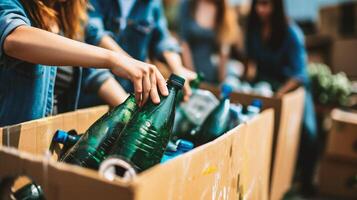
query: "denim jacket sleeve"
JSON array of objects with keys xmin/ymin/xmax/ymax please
[
  {"xmin": 285, "ymin": 25, "xmax": 308, "ymax": 85},
  {"xmin": 0, "ymin": 0, "xmax": 31, "ymax": 59},
  {"xmin": 85, "ymin": 0, "xmax": 107, "ymax": 46},
  {"xmin": 81, "ymin": 68, "xmax": 113, "ymax": 93},
  {"xmin": 150, "ymin": 0, "xmax": 180, "ymax": 59}
]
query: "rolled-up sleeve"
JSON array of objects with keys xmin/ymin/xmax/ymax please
[
  {"xmin": 0, "ymin": 0, "xmax": 31, "ymax": 58},
  {"xmin": 82, "ymin": 68, "xmax": 113, "ymax": 93},
  {"xmin": 150, "ymin": 0, "xmax": 180, "ymax": 59},
  {"xmin": 85, "ymin": 0, "xmax": 107, "ymax": 45}
]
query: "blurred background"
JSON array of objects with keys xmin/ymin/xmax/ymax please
[{"xmin": 160, "ymin": 0, "xmax": 357, "ymax": 199}]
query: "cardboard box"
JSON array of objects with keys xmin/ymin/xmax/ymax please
[
  {"xmin": 331, "ymin": 39, "xmax": 357, "ymax": 79},
  {"xmin": 201, "ymin": 85, "xmax": 305, "ymax": 200},
  {"xmin": 318, "ymin": 157, "xmax": 357, "ymax": 199},
  {"xmin": 0, "ymin": 106, "xmax": 274, "ymax": 199},
  {"xmin": 319, "ymin": 2, "xmax": 357, "ymax": 39},
  {"xmin": 326, "ymin": 109, "xmax": 357, "ymax": 160}
]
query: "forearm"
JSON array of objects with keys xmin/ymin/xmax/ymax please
[
  {"xmin": 162, "ymin": 51, "xmax": 186, "ymax": 73},
  {"xmin": 244, "ymin": 60, "xmax": 257, "ymax": 81},
  {"xmin": 277, "ymin": 78, "xmax": 301, "ymax": 95},
  {"xmin": 4, "ymin": 26, "xmax": 127, "ymax": 70},
  {"xmin": 218, "ymin": 51, "xmax": 229, "ymax": 83},
  {"xmin": 180, "ymin": 42, "xmax": 195, "ymax": 71},
  {"xmin": 98, "ymin": 77, "xmax": 129, "ymax": 107},
  {"xmin": 98, "ymin": 35, "xmax": 130, "ymax": 57}
]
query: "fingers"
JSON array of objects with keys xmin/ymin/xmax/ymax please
[
  {"xmin": 133, "ymin": 76, "xmax": 143, "ymax": 106},
  {"xmin": 141, "ymin": 70, "xmax": 151, "ymax": 106},
  {"xmin": 182, "ymin": 82, "xmax": 192, "ymax": 102},
  {"xmin": 155, "ymin": 68, "xmax": 169, "ymax": 96},
  {"xmin": 186, "ymin": 70, "xmax": 197, "ymax": 81},
  {"xmin": 150, "ymin": 72, "xmax": 160, "ymax": 104}
]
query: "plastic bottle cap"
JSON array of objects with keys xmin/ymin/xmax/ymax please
[
  {"xmin": 221, "ymin": 84, "xmax": 233, "ymax": 98},
  {"xmin": 168, "ymin": 74, "xmax": 185, "ymax": 89},
  {"xmin": 177, "ymin": 139, "xmax": 194, "ymax": 151},
  {"xmin": 53, "ymin": 130, "xmax": 68, "ymax": 143},
  {"xmin": 251, "ymin": 99, "xmax": 263, "ymax": 109}
]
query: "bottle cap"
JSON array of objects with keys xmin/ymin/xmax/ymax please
[
  {"xmin": 53, "ymin": 130, "xmax": 68, "ymax": 144},
  {"xmin": 168, "ymin": 74, "xmax": 185, "ymax": 89},
  {"xmin": 251, "ymin": 99, "xmax": 263, "ymax": 109},
  {"xmin": 221, "ymin": 84, "xmax": 233, "ymax": 98},
  {"xmin": 177, "ymin": 139, "xmax": 194, "ymax": 151}
]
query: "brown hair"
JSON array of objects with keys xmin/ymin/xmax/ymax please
[
  {"xmin": 189, "ymin": 0, "xmax": 239, "ymax": 45},
  {"xmin": 20, "ymin": 0, "xmax": 88, "ymax": 40}
]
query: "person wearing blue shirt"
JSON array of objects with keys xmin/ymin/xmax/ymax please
[
  {"xmin": 245, "ymin": 0, "xmax": 318, "ymax": 196},
  {"xmin": 85, "ymin": 0, "xmax": 197, "ymax": 101},
  {"xmin": 0, "ymin": 0, "xmax": 168, "ymax": 126}
]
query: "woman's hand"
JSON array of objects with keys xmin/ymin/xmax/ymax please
[
  {"xmin": 173, "ymin": 67, "xmax": 197, "ymax": 102},
  {"xmin": 275, "ymin": 78, "xmax": 301, "ymax": 98},
  {"xmin": 110, "ymin": 53, "xmax": 169, "ymax": 106}
]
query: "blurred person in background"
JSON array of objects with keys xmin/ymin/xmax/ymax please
[
  {"xmin": 0, "ymin": 0, "xmax": 168, "ymax": 126},
  {"xmin": 85, "ymin": 0, "xmax": 196, "ymax": 102},
  {"xmin": 178, "ymin": 0, "xmax": 241, "ymax": 84},
  {"xmin": 245, "ymin": 0, "xmax": 318, "ymax": 196}
]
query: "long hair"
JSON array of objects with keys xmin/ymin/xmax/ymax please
[
  {"xmin": 247, "ymin": 0, "xmax": 288, "ymax": 50},
  {"xmin": 189, "ymin": 0, "xmax": 239, "ymax": 45},
  {"xmin": 19, "ymin": 0, "xmax": 88, "ymax": 40}
]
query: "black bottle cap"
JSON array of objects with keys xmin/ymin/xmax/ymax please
[{"xmin": 168, "ymin": 74, "xmax": 185, "ymax": 89}]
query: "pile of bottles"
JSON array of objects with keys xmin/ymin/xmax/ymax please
[
  {"xmin": 11, "ymin": 73, "xmax": 263, "ymax": 199},
  {"xmin": 172, "ymin": 82, "xmax": 263, "ymax": 147},
  {"xmin": 12, "ymin": 74, "xmax": 185, "ymax": 199},
  {"xmin": 224, "ymin": 76, "xmax": 274, "ymax": 97}
]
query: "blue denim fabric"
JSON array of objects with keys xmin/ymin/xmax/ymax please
[
  {"xmin": 246, "ymin": 23, "xmax": 318, "ymax": 188},
  {"xmin": 246, "ymin": 24, "xmax": 309, "ymax": 85},
  {"xmin": 86, "ymin": 0, "xmax": 180, "ymax": 61},
  {"xmin": 0, "ymin": 0, "xmax": 112, "ymax": 126}
]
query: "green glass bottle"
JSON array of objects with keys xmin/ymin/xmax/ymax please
[
  {"xmin": 12, "ymin": 183, "xmax": 44, "ymax": 200},
  {"xmin": 191, "ymin": 84, "xmax": 233, "ymax": 146},
  {"xmin": 60, "ymin": 94, "xmax": 138, "ymax": 170},
  {"xmin": 104, "ymin": 74, "xmax": 185, "ymax": 173}
]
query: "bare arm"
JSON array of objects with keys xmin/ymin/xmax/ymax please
[
  {"xmin": 180, "ymin": 41, "xmax": 195, "ymax": 71},
  {"xmin": 97, "ymin": 35, "xmax": 130, "ymax": 57},
  {"xmin": 98, "ymin": 77, "xmax": 129, "ymax": 106},
  {"xmin": 4, "ymin": 26, "xmax": 120, "ymax": 69},
  {"xmin": 3, "ymin": 26, "xmax": 168, "ymax": 105},
  {"xmin": 163, "ymin": 51, "xmax": 197, "ymax": 101},
  {"xmin": 218, "ymin": 45, "xmax": 230, "ymax": 83},
  {"xmin": 275, "ymin": 78, "xmax": 301, "ymax": 98}
]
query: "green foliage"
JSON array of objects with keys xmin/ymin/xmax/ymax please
[{"xmin": 308, "ymin": 63, "xmax": 352, "ymax": 106}]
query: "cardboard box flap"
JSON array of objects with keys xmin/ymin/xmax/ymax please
[
  {"xmin": 331, "ymin": 109, "xmax": 357, "ymax": 125},
  {"xmin": 0, "ymin": 146, "xmax": 135, "ymax": 200}
]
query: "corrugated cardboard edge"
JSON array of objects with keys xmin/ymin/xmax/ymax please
[
  {"xmin": 0, "ymin": 146, "xmax": 135, "ymax": 200},
  {"xmin": 0, "ymin": 106, "xmax": 275, "ymax": 200},
  {"xmin": 270, "ymin": 88, "xmax": 305, "ymax": 200}
]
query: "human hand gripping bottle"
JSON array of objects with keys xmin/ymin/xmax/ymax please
[
  {"xmin": 190, "ymin": 84, "xmax": 233, "ymax": 146},
  {"xmin": 60, "ymin": 94, "xmax": 138, "ymax": 170},
  {"xmin": 99, "ymin": 74, "xmax": 185, "ymax": 177}
]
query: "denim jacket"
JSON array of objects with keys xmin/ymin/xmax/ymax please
[
  {"xmin": 0, "ymin": 0, "xmax": 112, "ymax": 126},
  {"xmin": 86, "ymin": 0, "xmax": 180, "ymax": 61}
]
